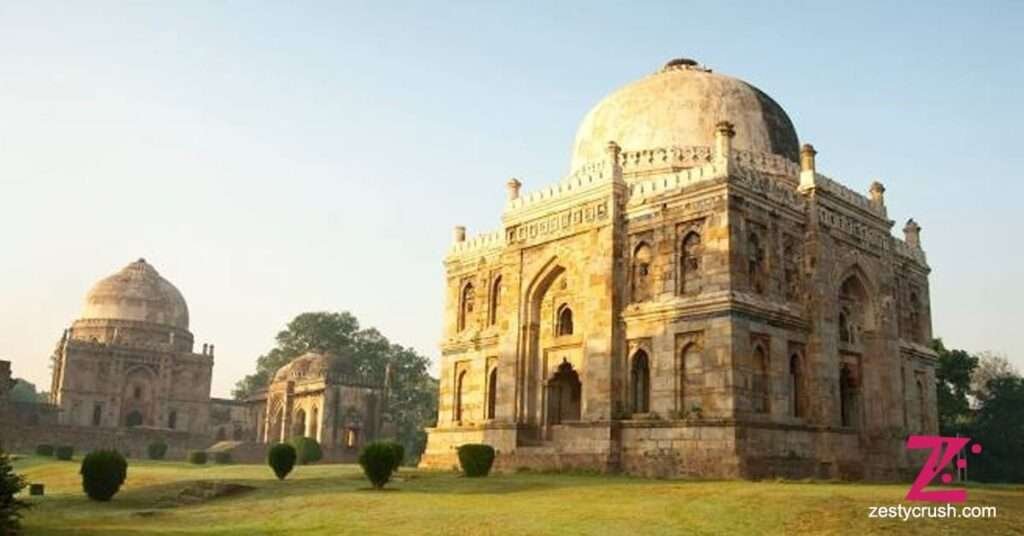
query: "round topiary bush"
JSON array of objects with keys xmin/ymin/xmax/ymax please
[
  {"xmin": 147, "ymin": 441, "xmax": 168, "ymax": 460},
  {"xmin": 213, "ymin": 452, "xmax": 232, "ymax": 465},
  {"xmin": 35, "ymin": 445, "xmax": 54, "ymax": 457},
  {"xmin": 386, "ymin": 442, "xmax": 405, "ymax": 472},
  {"xmin": 457, "ymin": 444, "xmax": 496, "ymax": 477},
  {"xmin": 187, "ymin": 450, "xmax": 207, "ymax": 465},
  {"xmin": 55, "ymin": 446, "xmax": 74, "ymax": 461},
  {"xmin": 287, "ymin": 436, "xmax": 323, "ymax": 465},
  {"xmin": 267, "ymin": 443, "xmax": 297, "ymax": 480},
  {"xmin": 358, "ymin": 441, "xmax": 401, "ymax": 489},
  {"xmin": 79, "ymin": 450, "xmax": 127, "ymax": 501}
]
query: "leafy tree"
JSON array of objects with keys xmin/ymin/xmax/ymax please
[
  {"xmin": 967, "ymin": 375, "xmax": 1024, "ymax": 482},
  {"xmin": 233, "ymin": 312, "xmax": 438, "ymax": 461},
  {"xmin": 8, "ymin": 379, "xmax": 46, "ymax": 404},
  {"xmin": 0, "ymin": 448, "xmax": 30, "ymax": 534},
  {"xmin": 932, "ymin": 338, "xmax": 977, "ymax": 434},
  {"xmin": 971, "ymin": 351, "xmax": 1018, "ymax": 400}
]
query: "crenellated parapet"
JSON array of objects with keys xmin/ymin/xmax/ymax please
[
  {"xmin": 618, "ymin": 145, "xmax": 713, "ymax": 175},
  {"xmin": 504, "ymin": 161, "xmax": 611, "ymax": 213},
  {"xmin": 446, "ymin": 229, "xmax": 506, "ymax": 260},
  {"xmin": 813, "ymin": 173, "xmax": 888, "ymax": 218}
]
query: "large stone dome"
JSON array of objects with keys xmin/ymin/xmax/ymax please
[
  {"xmin": 570, "ymin": 58, "xmax": 799, "ymax": 173},
  {"xmin": 272, "ymin": 351, "xmax": 354, "ymax": 383},
  {"xmin": 78, "ymin": 259, "xmax": 189, "ymax": 330}
]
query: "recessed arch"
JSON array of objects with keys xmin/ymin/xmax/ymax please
[
  {"xmin": 454, "ymin": 369, "xmax": 468, "ymax": 423},
  {"xmin": 631, "ymin": 350, "xmax": 651, "ymax": 414},
  {"xmin": 680, "ymin": 231, "xmax": 702, "ymax": 294}
]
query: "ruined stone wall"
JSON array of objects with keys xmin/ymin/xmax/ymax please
[{"xmin": 0, "ymin": 421, "xmax": 210, "ymax": 460}]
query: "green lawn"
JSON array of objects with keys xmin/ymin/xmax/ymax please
[{"xmin": 11, "ymin": 456, "xmax": 1023, "ymax": 535}]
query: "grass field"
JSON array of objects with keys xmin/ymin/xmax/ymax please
[{"xmin": 11, "ymin": 456, "xmax": 1023, "ymax": 535}]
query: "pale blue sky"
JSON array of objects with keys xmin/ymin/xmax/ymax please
[{"xmin": 1, "ymin": 1, "xmax": 1022, "ymax": 396}]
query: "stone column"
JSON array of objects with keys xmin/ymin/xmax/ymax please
[{"xmin": 799, "ymin": 144, "xmax": 817, "ymax": 190}]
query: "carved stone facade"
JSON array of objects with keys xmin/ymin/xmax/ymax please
[
  {"xmin": 247, "ymin": 351, "xmax": 388, "ymax": 455},
  {"xmin": 422, "ymin": 58, "xmax": 937, "ymax": 480},
  {"xmin": 50, "ymin": 259, "xmax": 214, "ymax": 434}
]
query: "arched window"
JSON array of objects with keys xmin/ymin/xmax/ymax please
[
  {"xmin": 233, "ymin": 427, "xmax": 243, "ymax": 441},
  {"xmin": 92, "ymin": 403, "xmax": 103, "ymax": 427},
  {"xmin": 632, "ymin": 242, "xmax": 652, "ymax": 302},
  {"xmin": 680, "ymin": 232, "xmax": 702, "ymax": 294},
  {"xmin": 216, "ymin": 428, "xmax": 227, "ymax": 441},
  {"xmin": 168, "ymin": 410, "xmax": 177, "ymax": 430},
  {"xmin": 310, "ymin": 406, "xmax": 319, "ymax": 440},
  {"xmin": 293, "ymin": 409, "xmax": 306, "ymax": 438},
  {"xmin": 631, "ymin": 350, "xmax": 650, "ymax": 414},
  {"xmin": 133, "ymin": 385, "xmax": 143, "ymax": 399},
  {"xmin": 486, "ymin": 368, "xmax": 498, "ymax": 420},
  {"xmin": 839, "ymin": 275, "xmax": 872, "ymax": 344},
  {"xmin": 789, "ymin": 355, "xmax": 802, "ymax": 418},
  {"xmin": 752, "ymin": 345, "xmax": 769, "ymax": 414},
  {"xmin": 454, "ymin": 370, "xmax": 467, "ymax": 423},
  {"xmin": 488, "ymin": 276, "xmax": 502, "ymax": 326},
  {"xmin": 840, "ymin": 364, "xmax": 857, "ymax": 428},
  {"xmin": 458, "ymin": 282, "xmax": 475, "ymax": 332},
  {"xmin": 556, "ymin": 304, "xmax": 574, "ymax": 336},
  {"xmin": 748, "ymin": 232, "xmax": 765, "ymax": 294}
]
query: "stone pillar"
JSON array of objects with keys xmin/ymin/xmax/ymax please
[
  {"xmin": 799, "ymin": 143, "xmax": 818, "ymax": 190},
  {"xmin": 606, "ymin": 140, "xmax": 622, "ymax": 182},
  {"xmin": 869, "ymin": 181, "xmax": 887, "ymax": 216},
  {"xmin": 281, "ymin": 386, "xmax": 293, "ymax": 442},
  {"xmin": 714, "ymin": 121, "xmax": 735, "ymax": 166},
  {"xmin": 903, "ymin": 219, "xmax": 922, "ymax": 249},
  {"xmin": 506, "ymin": 178, "xmax": 522, "ymax": 201}
]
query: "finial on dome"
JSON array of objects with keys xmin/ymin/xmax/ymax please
[
  {"xmin": 453, "ymin": 226, "xmax": 466, "ymax": 243},
  {"xmin": 660, "ymin": 57, "xmax": 710, "ymax": 73},
  {"xmin": 137, "ymin": 258, "xmax": 146, "ymax": 264}
]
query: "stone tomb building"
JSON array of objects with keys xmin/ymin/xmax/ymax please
[
  {"xmin": 421, "ymin": 58, "xmax": 937, "ymax": 480},
  {"xmin": 247, "ymin": 351, "xmax": 388, "ymax": 455},
  {"xmin": 49, "ymin": 259, "xmax": 214, "ymax": 434}
]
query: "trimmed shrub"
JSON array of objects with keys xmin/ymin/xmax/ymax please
[
  {"xmin": 213, "ymin": 452, "xmax": 232, "ymax": 465},
  {"xmin": 147, "ymin": 442, "xmax": 168, "ymax": 460},
  {"xmin": 457, "ymin": 444, "xmax": 496, "ymax": 477},
  {"xmin": 287, "ymin": 436, "xmax": 323, "ymax": 465},
  {"xmin": 358, "ymin": 441, "xmax": 401, "ymax": 489},
  {"xmin": 35, "ymin": 445, "xmax": 54, "ymax": 457},
  {"xmin": 1, "ymin": 448, "xmax": 30, "ymax": 533},
  {"xmin": 187, "ymin": 450, "xmax": 207, "ymax": 465},
  {"xmin": 55, "ymin": 446, "xmax": 74, "ymax": 461},
  {"xmin": 386, "ymin": 442, "xmax": 405, "ymax": 471},
  {"xmin": 79, "ymin": 450, "xmax": 127, "ymax": 501},
  {"xmin": 268, "ymin": 443, "xmax": 297, "ymax": 480}
]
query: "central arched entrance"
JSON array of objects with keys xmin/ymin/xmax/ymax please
[
  {"xmin": 124, "ymin": 410, "xmax": 143, "ymax": 427},
  {"xmin": 546, "ymin": 359, "xmax": 581, "ymax": 426}
]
